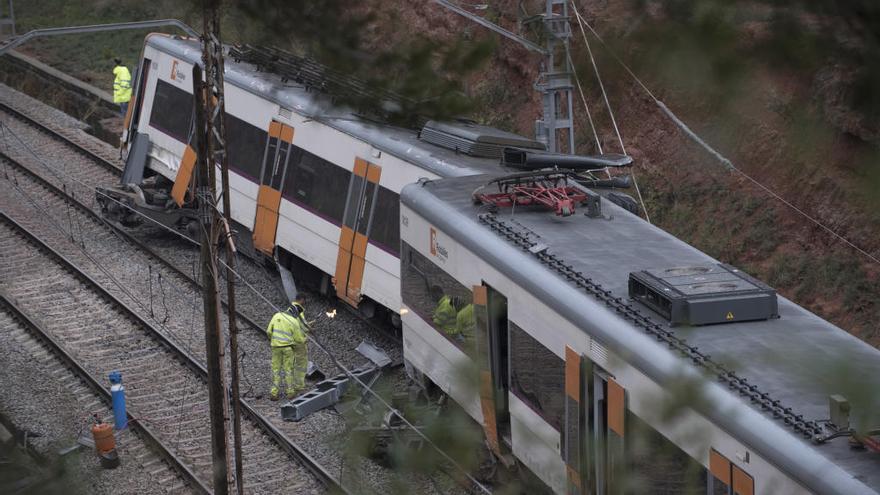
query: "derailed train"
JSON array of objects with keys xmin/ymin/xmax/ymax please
[{"xmin": 107, "ymin": 33, "xmax": 880, "ymax": 494}]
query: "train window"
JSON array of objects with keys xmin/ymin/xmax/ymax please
[
  {"xmin": 369, "ymin": 187, "xmax": 400, "ymax": 256},
  {"xmin": 149, "ymin": 80, "xmax": 193, "ymax": 142},
  {"xmin": 225, "ymin": 113, "xmax": 266, "ymax": 182},
  {"xmin": 508, "ymin": 322, "xmax": 565, "ymax": 430},
  {"xmin": 284, "ymin": 146, "xmax": 349, "ymax": 224},
  {"xmin": 400, "ymin": 241, "xmax": 474, "ymax": 355},
  {"xmin": 627, "ymin": 412, "xmax": 708, "ymax": 494}
]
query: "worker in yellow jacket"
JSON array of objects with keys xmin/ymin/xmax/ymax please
[
  {"xmin": 266, "ymin": 298, "xmax": 309, "ymax": 401},
  {"xmin": 112, "ymin": 58, "xmax": 132, "ymax": 118},
  {"xmin": 432, "ymin": 291, "xmax": 474, "ymax": 347}
]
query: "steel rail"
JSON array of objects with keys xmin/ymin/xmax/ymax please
[
  {"xmin": 0, "ymin": 101, "xmax": 123, "ymax": 175},
  {"xmin": 0, "ymin": 101, "xmax": 402, "ymax": 344},
  {"xmin": 0, "ymin": 209, "xmax": 346, "ymax": 493},
  {"xmin": 0, "ymin": 291, "xmax": 212, "ymax": 495}
]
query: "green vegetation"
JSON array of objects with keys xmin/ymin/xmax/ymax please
[{"xmin": 13, "ymin": 0, "xmax": 494, "ymax": 125}]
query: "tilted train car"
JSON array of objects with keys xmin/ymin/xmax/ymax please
[
  {"xmin": 113, "ymin": 33, "xmax": 880, "ymax": 494},
  {"xmin": 399, "ymin": 174, "xmax": 880, "ymax": 494},
  {"xmin": 113, "ymin": 33, "xmax": 545, "ymax": 318}
]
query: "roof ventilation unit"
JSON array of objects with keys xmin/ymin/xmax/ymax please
[
  {"xmin": 419, "ymin": 120, "xmax": 545, "ymax": 158},
  {"xmin": 628, "ymin": 264, "xmax": 778, "ymax": 326}
]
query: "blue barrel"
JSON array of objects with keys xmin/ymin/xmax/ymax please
[{"xmin": 109, "ymin": 371, "xmax": 127, "ymax": 430}]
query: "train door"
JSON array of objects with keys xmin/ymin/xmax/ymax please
[
  {"xmin": 709, "ymin": 449, "xmax": 754, "ymax": 495},
  {"xmin": 473, "ymin": 284, "xmax": 511, "ymax": 457},
  {"xmin": 124, "ymin": 57, "xmax": 151, "ymax": 134},
  {"xmin": 253, "ymin": 121, "xmax": 295, "ymax": 255},
  {"xmin": 562, "ymin": 353, "xmax": 627, "ymax": 495},
  {"xmin": 563, "ymin": 347, "xmax": 592, "ymax": 495},
  {"xmin": 334, "ymin": 158, "xmax": 381, "ymax": 305},
  {"xmin": 592, "ymin": 369, "xmax": 626, "ymax": 495}
]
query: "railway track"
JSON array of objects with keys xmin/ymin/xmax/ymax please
[
  {"xmin": 0, "ymin": 98, "xmax": 398, "ymax": 349},
  {"xmin": 0, "ymin": 212, "xmax": 331, "ymax": 493},
  {"xmin": 0, "ymin": 294, "xmax": 206, "ymax": 495},
  {"xmin": 0, "ymin": 94, "xmax": 462, "ymax": 494},
  {"xmin": 0, "ymin": 101, "xmax": 123, "ymax": 176}
]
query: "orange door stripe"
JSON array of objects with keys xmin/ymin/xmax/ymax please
[
  {"xmin": 479, "ymin": 369, "xmax": 501, "ymax": 455},
  {"xmin": 709, "ymin": 449, "xmax": 732, "ymax": 486},
  {"xmin": 365, "ymin": 164, "xmax": 381, "ymax": 183},
  {"xmin": 334, "ymin": 158, "xmax": 381, "ymax": 307},
  {"xmin": 565, "ymin": 346, "xmax": 581, "ymax": 400},
  {"xmin": 732, "ymin": 465, "xmax": 754, "ymax": 495},
  {"xmin": 250, "ymin": 121, "xmax": 295, "ymax": 255},
  {"xmin": 171, "ymin": 146, "xmax": 197, "ymax": 206},
  {"xmin": 473, "ymin": 286, "xmax": 500, "ymax": 455},
  {"xmin": 607, "ymin": 378, "xmax": 625, "ymax": 437},
  {"xmin": 346, "ymin": 231, "xmax": 369, "ymax": 300},
  {"xmin": 334, "ymin": 226, "xmax": 356, "ymax": 301},
  {"xmin": 268, "ymin": 121, "xmax": 282, "ymax": 138},
  {"xmin": 122, "ymin": 95, "xmax": 135, "ymax": 130},
  {"xmin": 473, "ymin": 285, "xmax": 487, "ymax": 305},
  {"xmin": 566, "ymin": 466, "xmax": 582, "ymax": 490},
  {"xmin": 353, "ymin": 157, "xmax": 368, "ymax": 177},
  {"xmin": 252, "ymin": 185, "xmax": 282, "ymax": 254},
  {"xmin": 280, "ymin": 125, "xmax": 295, "ymax": 144}
]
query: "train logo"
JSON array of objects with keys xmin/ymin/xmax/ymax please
[
  {"xmin": 429, "ymin": 227, "xmax": 448, "ymax": 262},
  {"xmin": 170, "ymin": 60, "xmax": 186, "ymax": 82}
]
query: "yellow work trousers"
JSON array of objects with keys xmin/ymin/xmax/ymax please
[{"xmin": 270, "ymin": 344, "xmax": 307, "ymax": 397}]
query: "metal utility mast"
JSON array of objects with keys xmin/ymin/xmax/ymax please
[
  {"xmin": 195, "ymin": 1, "xmax": 244, "ymax": 493},
  {"xmin": 431, "ymin": 0, "xmax": 575, "ymax": 153},
  {"xmin": 533, "ymin": 0, "xmax": 575, "ymax": 154}
]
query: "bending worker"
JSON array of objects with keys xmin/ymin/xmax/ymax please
[
  {"xmin": 265, "ymin": 298, "xmax": 309, "ymax": 401},
  {"xmin": 112, "ymin": 58, "xmax": 132, "ymax": 118},
  {"xmin": 432, "ymin": 289, "xmax": 474, "ymax": 347}
]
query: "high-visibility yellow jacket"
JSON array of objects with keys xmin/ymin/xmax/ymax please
[
  {"xmin": 433, "ymin": 295, "xmax": 458, "ymax": 335},
  {"xmin": 113, "ymin": 65, "xmax": 132, "ymax": 103},
  {"xmin": 266, "ymin": 311, "xmax": 306, "ymax": 347},
  {"xmin": 456, "ymin": 303, "xmax": 474, "ymax": 337}
]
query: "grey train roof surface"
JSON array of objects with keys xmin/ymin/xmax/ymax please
[
  {"xmin": 401, "ymin": 174, "xmax": 880, "ymax": 494},
  {"xmin": 146, "ymin": 35, "xmax": 507, "ymax": 178}
]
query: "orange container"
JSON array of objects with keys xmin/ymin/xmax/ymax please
[{"xmin": 91, "ymin": 422, "xmax": 116, "ymax": 454}]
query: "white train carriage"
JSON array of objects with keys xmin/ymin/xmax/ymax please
[
  {"xmin": 399, "ymin": 174, "xmax": 880, "ymax": 495},
  {"xmin": 119, "ymin": 34, "xmax": 543, "ymax": 314}
]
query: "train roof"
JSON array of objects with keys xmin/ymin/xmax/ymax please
[
  {"xmin": 146, "ymin": 35, "xmax": 512, "ymax": 178},
  {"xmin": 401, "ymin": 174, "xmax": 880, "ymax": 493}
]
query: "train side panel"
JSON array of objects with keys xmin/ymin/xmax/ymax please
[
  {"xmin": 135, "ymin": 39, "xmax": 440, "ymax": 313},
  {"xmin": 399, "ymin": 203, "xmax": 812, "ymax": 495}
]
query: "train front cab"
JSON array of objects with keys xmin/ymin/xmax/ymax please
[
  {"xmin": 126, "ymin": 35, "xmax": 433, "ymax": 315},
  {"xmin": 399, "ymin": 208, "xmax": 806, "ymax": 495}
]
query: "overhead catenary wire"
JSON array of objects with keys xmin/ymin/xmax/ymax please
[
  {"xmin": 569, "ymin": 5, "xmax": 880, "ymax": 266},
  {"xmin": 568, "ymin": 1, "xmax": 651, "ymax": 224},
  {"xmin": 0, "ymin": 117, "xmax": 492, "ymax": 494}
]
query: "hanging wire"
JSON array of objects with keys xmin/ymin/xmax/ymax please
[
  {"xmin": 568, "ymin": 6, "xmax": 880, "ymax": 266},
  {"xmin": 569, "ymin": 1, "xmax": 651, "ymax": 224}
]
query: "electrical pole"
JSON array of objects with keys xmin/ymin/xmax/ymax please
[
  {"xmin": 198, "ymin": 0, "xmax": 244, "ymax": 493},
  {"xmin": 200, "ymin": 1, "xmax": 246, "ymax": 492},
  {"xmin": 430, "ymin": 0, "xmax": 575, "ymax": 153},
  {"xmin": 535, "ymin": 0, "xmax": 575, "ymax": 154},
  {"xmin": 192, "ymin": 61, "xmax": 233, "ymax": 495}
]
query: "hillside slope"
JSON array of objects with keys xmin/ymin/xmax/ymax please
[
  {"xmin": 387, "ymin": 0, "xmax": 880, "ymax": 346},
  {"xmin": 10, "ymin": 0, "xmax": 878, "ymax": 345}
]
